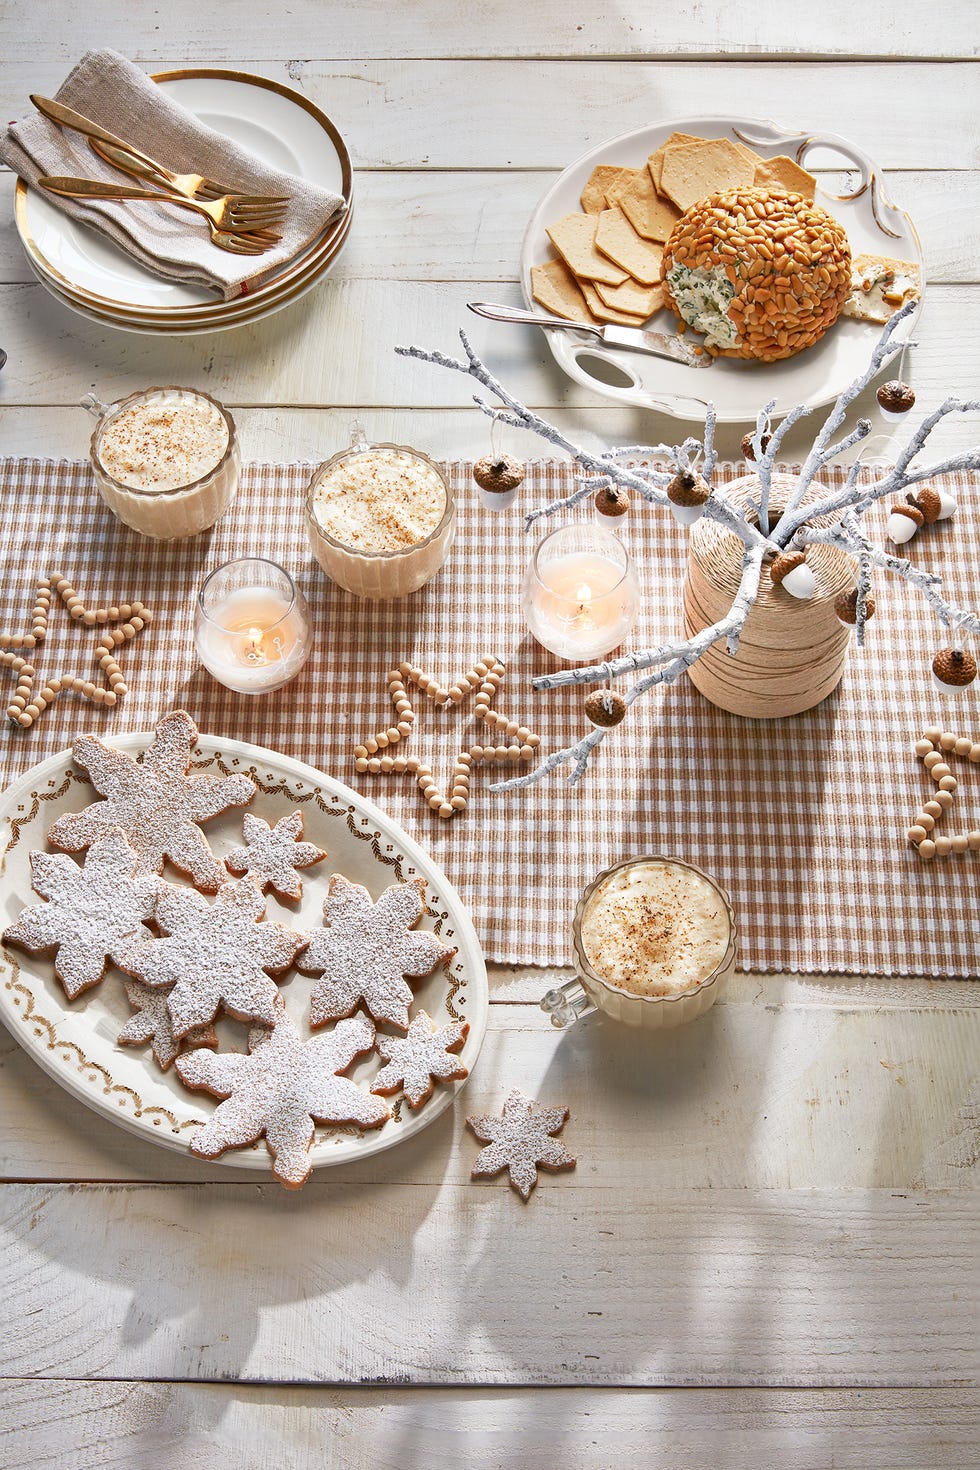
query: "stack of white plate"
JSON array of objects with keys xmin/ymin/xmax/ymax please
[{"xmin": 15, "ymin": 69, "xmax": 353, "ymax": 336}]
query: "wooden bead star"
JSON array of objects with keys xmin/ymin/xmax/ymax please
[
  {"xmin": 352, "ymin": 657, "xmax": 541, "ymax": 818},
  {"xmin": 906, "ymin": 725, "xmax": 980, "ymax": 860},
  {"xmin": 1, "ymin": 573, "xmax": 152, "ymax": 727}
]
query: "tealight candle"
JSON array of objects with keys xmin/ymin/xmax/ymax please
[
  {"xmin": 194, "ymin": 558, "xmax": 312, "ymax": 695},
  {"xmin": 522, "ymin": 524, "xmax": 639, "ymax": 661}
]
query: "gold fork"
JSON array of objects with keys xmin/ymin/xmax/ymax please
[
  {"xmin": 31, "ymin": 95, "xmax": 289, "ymax": 207},
  {"xmin": 38, "ymin": 176, "xmax": 287, "ymax": 253}
]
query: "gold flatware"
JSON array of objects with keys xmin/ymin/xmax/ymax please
[
  {"xmin": 38, "ymin": 176, "xmax": 286, "ymax": 254},
  {"xmin": 30, "ymin": 94, "xmax": 290, "ymax": 207}
]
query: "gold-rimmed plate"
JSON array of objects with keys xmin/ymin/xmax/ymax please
[
  {"xmin": 17, "ymin": 68, "xmax": 353, "ymax": 323},
  {"xmin": 0, "ymin": 734, "xmax": 488, "ymax": 1172}
]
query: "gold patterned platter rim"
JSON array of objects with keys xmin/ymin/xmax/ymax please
[{"xmin": 0, "ymin": 733, "xmax": 488, "ymax": 1171}]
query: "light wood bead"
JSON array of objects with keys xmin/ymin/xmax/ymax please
[
  {"xmin": 968, "ymin": 832, "xmax": 980, "ymax": 850},
  {"xmin": 419, "ymin": 780, "xmax": 437, "ymax": 796},
  {"xmin": 438, "ymin": 803, "xmax": 455, "ymax": 819},
  {"xmin": 38, "ymin": 577, "xmax": 52, "ymax": 591},
  {"xmin": 110, "ymin": 628, "xmax": 126, "ymax": 646},
  {"xmin": 929, "ymin": 761, "xmax": 950, "ymax": 779},
  {"xmin": 907, "ymin": 826, "xmax": 927, "ymax": 844},
  {"xmin": 934, "ymin": 836, "xmax": 953, "ymax": 856},
  {"xmin": 525, "ymin": 732, "xmax": 541, "ymax": 748},
  {"xmin": 6, "ymin": 705, "xmax": 22, "ymax": 720},
  {"xmin": 427, "ymin": 792, "xmax": 445, "ymax": 810},
  {"xmin": 473, "ymin": 661, "xmax": 489, "ymax": 677},
  {"xmin": 448, "ymin": 685, "xmax": 465, "ymax": 702},
  {"xmin": 365, "ymin": 738, "xmax": 379, "ymax": 754},
  {"xmin": 117, "ymin": 605, "xmax": 132, "ymax": 620},
  {"xmin": 432, "ymin": 687, "xmax": 450, "ymax": 706},
  {"xmin": 917, "ymin": 838, "xmax": 936, "ymax": 859},
  {"xmin": 951, "ymin": 835, "xmax": 969, "ymax": 854},
  {"xmin": 504, "ymin": 745, "xmax": 520, "ymax": 762},
  {"xmin": 25, "ymin": 703, "xmax": 41, "ymax": 719},
  {"xmin": 355, "ymin": 758, "xmax": 369, "ymax": 773},
  {"xmin": 106, "ymin": 606, "xmax": 119, "ymax": 619},
  {"xmin": 520, "ymin": 744, "xmax": 535, "ymax": 759},
  {"xmin": 83, "ymin": 610, "xmax": 98, "ymax": 626},
  {"xmin": 91, "ymin": 687, "xmax": 107, "ymax": 704},
  {"xmin": 938, "ymin": 775, "xmax": 957, "ymax": 792},
  {"xmin": 923, "ymin": 800, "xmax": 943, "ymax": 819},
  {"xmin": 969, "ymin": 745, "xmax": 980, "ymax": 763},
  {"xmin": 354, "ymin": 746, "xmax": 368, "ymax": 760},
  {"xmin": 474, "ymin": 699, "xmax": 491, "ymax": 717},
  {"xmin": 470, "ymin": 746, "xmax": 484, "ymax": 760},
  {"xmin": 923, "ymin": 724, "xmax": 943, "ymax": 743},
  {"xmin": 104, "ymin": 691, "xmax": 117, "ymax": 706},
  {"xmin": 375, "ymin": 732, "xmax": 389, "ymax": 749},
  {"xmin": 17, "ymin": 712, "xmax": 33, "ymax": 727},
  {"xmin": 69, "ymin": 604, "xmax": 86, "ymax": 621},
  {"xmin": 129, "ymin": 616, "xmax": 145, "ymax": 632},
  {"xmin": 451, "ymin": 795, "xmax": 468, "ymax": 810},
  {"xmin": 404, "ymin": 757, "xmax": 420, "ymax": 773},
  {"xmin": 494, "ymin": 746, "xmax": 509, "ymax": 760},
  {"xmin": 110, "ymin": 676, "xmax": 127, "ymax": 693},
  {"xmin": 380, "ymin": 756, "xmax": 395, "ymax": 773},
  {"xmin": 916, "ymin": 812, "xmax": 935, "ymax": 832},
  {"xmin": 387, "ymin": 669, "xmax": 403, "ymax": 685},
  {"xmin": 396, "ymin": 720, "xmax": 413, "ymax": 737},
  {"xmin": 457, "ymin": 752, "xmax": 473, "ymax": 766},
  {"xmin": 385, "ymin": 727, "xmax": 401, "ymax": 743},
  {"xmin": 94, "ymin": 608, "xmax": 108, "ymax": 621},
  {"xmin": 392, "ymin": 757, "xmax": 408, "ymax": 773},
  {"xmin": 923, "ymin": 751, "xmax": 943, "ymax": 771},
  {"xmin": 415, "ymin": 763, "xmax": 432, "ymax": 778},
  {"xmin": 954, "ymin": 737, "xmax": 973, "ymax": 756},
  {"xmin": 0, "ymin": 635, "xmax": 10, "ymax": 648},
  {"xmin": 936, "ymin": 790, "xmax": 954, "ymax": 809},
  {"xmin": 367, "ymin": 758, "xmax": 383, "ymax": 773},
  {"xmin": 463, "ymin": 670, "xmax": 482, "ymax": 688},
  {"xmin": 31, "ymin": 623, "xmax": 46, "ymax": 637},
  {"xmin": 416, "ymin": 672, "xmax": 431, "ymax": 690},
  {"xmin": 939, "ymin": 731, "xmax": 957, "ymax": 750},
  {"xmin": 39, "ymin": 685, "xmax": 56, "ymax": 703}
]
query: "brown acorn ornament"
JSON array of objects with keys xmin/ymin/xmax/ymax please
[
  {"xmin": 594, "ymin": 485, "xmax": 630, "ymax": 518},
  {"xmin": 666, "ymin": 469, "xmax": 710, "ymax": 526},
  {"xmin": 740, "ymin": 430, "xmax": 771, "ymax": 462},
  {"xmin": 932, "ymin": 647, "xmax": 977, "ymax": 695},
  {"xmin": 474, "ymin": 453, "xmax": 525, "ymax": 494},
  {"xmin": 769, "ymin": 550, "xmax": 816, "ymax": 600},
  {"xmin": 584, "ymin": 689, "xmax": 627, "ymax": 727},
  {"xmin": 834, "ymin": 587, "xmax": 877, "ymax": 625},
  {"xmin": 876, "ymin": 380, "xmax": 915, "ymax": 421}
]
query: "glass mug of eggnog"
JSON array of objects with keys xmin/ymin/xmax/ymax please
[
  {"xmin": 83, "ymin": 386, "xmax": 241, "ymax": 539},
  {"xmin": 306, "ymin": 424, "xmax": 456, "ymax": 599},
  {"xmin": 541, "ymin": 855, "xmax": 738, "ymax": 1030}
]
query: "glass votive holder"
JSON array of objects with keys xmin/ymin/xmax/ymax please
[
  {"xmin": 306, "ymin": 425, "xmax": 456, "ymax": 599},
  {"xmin": 194, "ymin": 558, "xmax": 312, "ymax": 695},
  {"xmin": 541, "ymin": 855, "xmax": 738, "ymax": 1031},
  {"xmin": 522, "ymin": 523, "xmax": 639, "ymax": 661},
  {"xmin": 82, "ymin": 386, "xmax": 240, "ymax": 539}
]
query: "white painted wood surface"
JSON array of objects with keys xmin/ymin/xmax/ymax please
[{"xmin": 1, "ymin": 3, "xmax": 978, "ymax": 1465}]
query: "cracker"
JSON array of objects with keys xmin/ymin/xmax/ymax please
[
  {"xmin": 531, "ymin": 258, "xmax": 589, "ymax": 321},
  {"xmin": 842, "ymin": 253, "xmax": 921, "ymax": 324},
  {"xmin": 578, "ymin": 277, "xmax": 648, "ymax": 325},
  {"xmin": 618, "ymin": 169, "xmax": 682, "ymax": 242},
  {"xmin": 660, "ymin": 138, "xmax": 757, "ymax": 212},
  {"xmin": 594, "ymin": 207, "xmax": 664, "ymax": 285},
  {"xmin": 546, "ymin": 212, "xmax": 629, "ymax": 287},
  {"xmin": 753, "ymin": 154, "xmax": 817, "ymax": 202},
  {"xmin": 647, "ymin": 131, "xmax": 703, "ymax": 190},
  {"xmin": 581, "ymin": 164, "xmax": 629, "ymax": 215},
  {"xmin": 595, "ymin": 277, "xmax": 665, "ymax": 317},
  {"xmin": 603, "ymin": 167, "xmax": 644, "ymax": 208},
  {"xmin": 730, "ymin": 139, "xmax": 766, "ymax": 169}
]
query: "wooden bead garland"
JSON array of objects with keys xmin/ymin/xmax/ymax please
[
  {"xmin": 906, "ymin": 728, "xmax": 980, "ymax": 860},
  {"xmin": 681, "ymin": 476, "xmax": 854, "ymax": 718},
  {"xmin": 352, "ymin": 657, "xmax": 541, "ymax": 818},
  {"xmin": 2, "ymin": 573, "xmax": 153, "ymax": 727}
]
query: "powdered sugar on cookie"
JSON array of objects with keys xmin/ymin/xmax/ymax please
[
  {"xmin": 467, "ymin": 1088, "xmax": 576, "ymax": 1200},
  {"xmin": 176, "ymin": 1001, "xmax": 390, "ymax": 1188},
  {"xmin": 297, "ymin": 874, "xmax": 457, "ymax": 1031},
  {"xmin": 3, "ymin": 829, "xmax": 157, "ymax": 999},
  {"xmin": 370, "ymin": 1009, "xmax": 469, "ymax": 1108},
  {"xmin": 224, "ymin": 810, "xmax": 326, "ymax": 900},
  {"xmin": 46, "ymin": 709, "xmax": 255, "ymax": 892},
  {"xmin": 117, "ymin": 978, "xmax": 218, "ymax": 1072}
]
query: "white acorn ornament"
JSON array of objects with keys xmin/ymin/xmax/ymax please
[
  {"xmin": 770, "ymin": 550, "xmax": 816, "ymax": 600},
  {"xmin": 666, "ymin": 469, "xmax": 709, "ymax": 526},
  {"xmin": 931, "ymin": 647, "xmax": 977, "ymax": 695},
  {"xmin": 886, "ymin": 499, "xmax": 924, "ymax": 545},
  {"xmin": 473, "ymin": 453, "xmax": 525, "ymax": 511},
  {"xmin": 876, "ymin": 379, "xmax": 916, "ymax": 423}
]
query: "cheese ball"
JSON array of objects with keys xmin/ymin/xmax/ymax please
[{"xmin": 661, "ymin": 187, "xmax": 852, "ymax": 362}]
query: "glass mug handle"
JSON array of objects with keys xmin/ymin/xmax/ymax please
[
  {"xmin": 79, "ymin": 392, "xmax": 111, "ymax": 420},
  {"xmin": 540, "ymin": 977, "xmax": 596, "ymax": 1028}
]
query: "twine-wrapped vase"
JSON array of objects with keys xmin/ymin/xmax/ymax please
[{"xmin": 682, "ymin": 474, "xmax": 853, "ymax": 719}]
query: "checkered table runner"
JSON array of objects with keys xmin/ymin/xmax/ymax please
[{"xmin": 1, "ymin": 456, "xmax": 978, "ymax": 976}]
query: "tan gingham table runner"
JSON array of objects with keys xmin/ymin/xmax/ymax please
[{"xmin": 1, "ymin": 456, "xmax": 978, "ymax": 976}]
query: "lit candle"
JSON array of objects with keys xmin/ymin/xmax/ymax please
[
  {"xmin": 194, "ymin": 559, "xmax": 312, "ymax": 695},
  {"xmin": 522, "ymin": 526, "xmax": 639, "ymax": 661}
]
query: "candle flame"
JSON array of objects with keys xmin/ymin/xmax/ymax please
[
  {"xmin": 244, "ymin": 627, "xmax": 267, "ymax": 665},
  {"xmin": 575, "ymin": 583, "xmax": 593, "ymax": 603}
]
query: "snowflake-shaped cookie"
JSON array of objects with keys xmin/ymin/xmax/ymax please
[
  {"xmin": 224, "ymin": 810, "xmax": 326, "ymax": 900},
  {"xmin": 3, "ymin": 829, "xmax": 157, "ymax": 999},
  {"xmin": 117, "ymin": 877, "xmax": 304, "ymax": 1038},
  {"xmin": 297, "ymin": 874, "xmax": 457, "ymax": 1032},
  {"xmin": 46, "ymin": 708, "xmax": 255, "ymax": 892},
  {"xmin": 175, "ymin": 1002, "xmax": 390, "ymax": 1188},
  {"xmin": 370, "ymin": 1009, "xmax": 469, "ymax": 1109},
  {"xmin": 117, "ymin": 979, "xmax": 218, "ymax": 1072},
  {"xmin": 467, "ymin": 1088, "xmax": 576, "ymax": 1200}
]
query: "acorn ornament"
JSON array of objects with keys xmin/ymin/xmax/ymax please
[
  {"xmin": 876, "ymin": 379, "xmax": 916, "ymax": 423},
  {"xmin": 886, "ymin": 497, "xmax": 924, "ymax": 545},
  {"xmin": 770, "ymin": 550, "xmax": 816, "ymax": 601},
  {"xmin": 594, "ymin": 484, "xmax": 630, "ymax": 518},
  {"xmin": 473, "ymin": 453, "xmax": 525, "ymax": 511},
  {"xmin": 740, "ymin": 430, "xmax": 771, "ymax": 462},
  {"xmin": 913, "ymin": 483, "xmax": 957, "ymax": 523},
  {"xmin": 834, "ymin": 587, "xmax": 877, "ymax": 626},
  {"xmin": 666, "ymin": 469, "xmax": 710, "ymax": 526},
  {"xmin": 584, "ymin": 689, "xmax": 626, "ymax": 727},
  {"xmin": 931, "ymin": 647, "xmax": 977, "ymax": 695}
]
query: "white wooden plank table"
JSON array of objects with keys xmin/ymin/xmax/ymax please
[{"xmin": 1, "ymin": 6, "xmax": 978, "ymax": 1466}]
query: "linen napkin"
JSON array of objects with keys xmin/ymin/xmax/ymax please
[{"xmin": 1, "ymin": 49, "xmax": 348, "ymax": 300}]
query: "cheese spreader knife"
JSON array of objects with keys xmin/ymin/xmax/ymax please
[{"xmin": 467, "ymin": 301, "xmax": 713, "ymax": 369}]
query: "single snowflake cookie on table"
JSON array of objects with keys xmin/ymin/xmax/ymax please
[
  {"xmin": 46, "ymin": 708, "xmax": 255, "ymax": 893},
  {"xmin": 297, "ymin": 874, "xmax": 457, "ymax": 1032},
  {"xmin": 370, "ymin": 1009, "xmax": 470, "ymax": 1109},
  {"xmin": 467, "ymin": 1087, "xmax": 576, "ymax": 1201},
  {"xmin": 3, "ymin": 828, "xmax": 157, "ymax": 999},
  {"xmin": 117, "ymin": 978, "xmax": 218, "ymax": 1073},
  {"xmin": 117, "ymin": 876, "xmax": 305, "ymax": 1038},
  {"xmin": 175, "ymin": 1001, "xmax": 390, "ymax": 1189},
  {"xmin": 224, "ymin": 810, "xmax": 326, "ymax": 900}
]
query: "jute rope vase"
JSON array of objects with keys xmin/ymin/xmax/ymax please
[{"xmin": 682, "ymin": 474, "xmax": 854, "ymax": 719}]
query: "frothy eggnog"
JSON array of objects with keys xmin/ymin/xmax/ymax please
[
  {"xmin": 98, "ymin": 392, "xmax": 229, "ymax": 492},
  {"xmin": 579, "ymin": 857, "xmax": 731, "ymax": 997}
]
